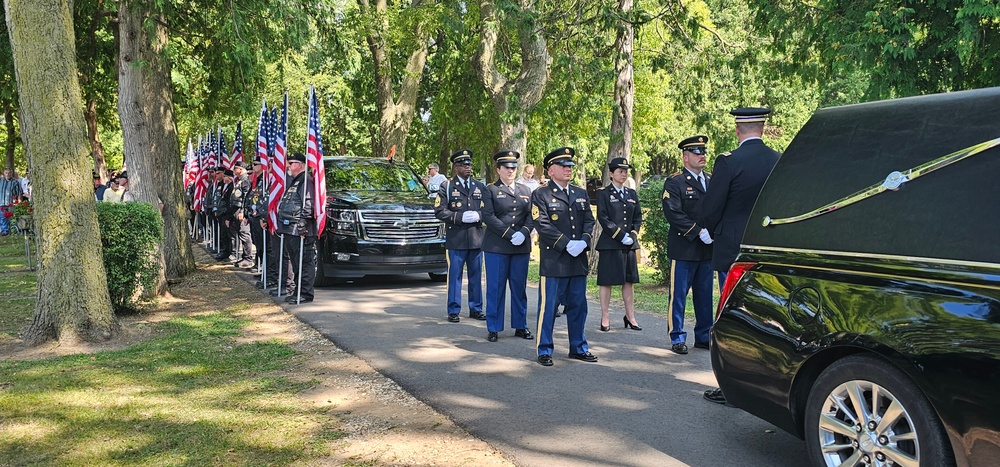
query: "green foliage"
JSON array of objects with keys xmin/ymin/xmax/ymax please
[
  {"xmin": 638, "ymin": 179, "xmax": 670, "ymax": 284},
  {"xmin": 96, "ymin": 202, "xmax": 163, "ymax": 312}
]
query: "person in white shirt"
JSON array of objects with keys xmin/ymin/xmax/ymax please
[
  {"xmin": 425, "ymin": 163, "xmax": 448, "ymax": 193},
  {"xmin": 516, "ymin": 163, "xmax": 540, "ymax": 192}
]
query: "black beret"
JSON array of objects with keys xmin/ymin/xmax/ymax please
[
  {"xmin": 678, "ymin": 135, "xmax": 709, "ymax": 153},
  {"xmin": 288, "ymin": 152, "xmax": 306, "ymax": 163},
  {"xmin": 731, "ymin": 107, "xmax": 771, "ymax": 123},
  {"xmin": 223, "ymin": 169, "xmax": 235, "ymax": 177},
  {"xmin": 493, "ymin": 150, "xmax": 520, "ymax": 168},
  {"xmin": 450, "ymin": 149, "xmax": 473, "ymax": 165},
  {"xmin": 543, "ymin": 147, "xmax": 575, "ymax": 168},
  {"xmin": 608, "ymin": 157, "xmax": 630, "ymax": 171}
]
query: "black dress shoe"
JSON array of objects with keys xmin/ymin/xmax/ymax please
[
  {"xmin": 447, "ymin": 314, "xmax": 460, "ymax": 323},
  {"xmin": 694, "ymin": 341, "xmax": 710, "ymax": 350},
  {"xmin": 568, "ymin": 351, "xmax": 598, "ymax": 363},
  {"xmin": 671, "ymin": 343, "xmax": 689, "ymax": 354},
  {"xmin": 553, "ymin": 307, "xmax": 563, "ymax": 318},
  {"xmin": 268, "ymin": 288, "xmax": 293, "ymax": 296},
  {"xmin": 623, "ymin": 316, "xmax": 642, "ymax": 330},
  {"xmin": 487, "ymin": 332, "xmax": 498, "ymax": 342},
  {"xmin": 599, "ymin": 324, "xmax": 611, "ymax": 332},
  {"xmin": 469, "ymin": 311, "xmax": 487, "ymax": 320},
  {"xmin": 514, "ymin": 328, "xmax": 533, "ymax": 339},
  {"xmin": 537, "ymin": 355, "xmax": 553, "ymax": 366},
  {"xmin": 704, "ymin": 388, "xmax": 729, "ymax": 405},
  {"xmin": 285, "ymin": 295, "xmax": 313, "ymax": 304}
]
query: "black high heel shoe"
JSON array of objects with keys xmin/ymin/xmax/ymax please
[
  {"xmin": 599, "ymin": 322, "xmax": 611, "ymax": 332},
  {"xmin": 623, "ymin": 316, "xmax": 642, "ymax": 331}
]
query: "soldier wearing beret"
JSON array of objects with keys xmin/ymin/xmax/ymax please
[
  {"xmin": 595, "ymin": 157, "xmax": 643, "ymax": 333},
  {"xmin": 276, "ymin": 152, "xmax": 317, "ymax": 304},
  {"xmin": 662, "ymin": 135, "xmax": 714, "ymax": 355},
  {"xmin": 698, "ymin": 107, "xmax": 781, "ymax": 405},
  {"xmin": 231, "ymin": 162, "xmax": 254, "ymax": 268},
  {"xmin": 434, "ymin": 149, "xmax": 487, "ymax": 323},
  {"xmin": 481, "ymin": 150, "xmax": 534, "ymax": 342},
  {"xmin": 213, "ymin": 169, "xmax": 236, "ymax": 261},
  {"xmin": 531, "ymin": 147, "xmax": 597, "ymax": 366}
]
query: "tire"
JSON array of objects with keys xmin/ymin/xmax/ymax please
[
  {"xmin": 804, "ymin": 354, "xmax": 954, "ymax": 467},
  {"xmin": 313, "ymin": 243, "xmax": 335, "ymax": 287},
  {"xmin": 428, "ymin": 272, "xmax": 447, "ymax": 282}
]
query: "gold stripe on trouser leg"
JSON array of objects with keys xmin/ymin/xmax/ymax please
[
  {"xmin": 535, "ymin": 276, "xmax": 546, "ymax": 348},
  {"xmin": 667, "ymin": 260, "xmax": 676, "ymax": 336}
]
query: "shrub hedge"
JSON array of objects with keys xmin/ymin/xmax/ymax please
[
  {"xmin": 96, "ymin": 202, "xmax": 163, "ymax": 312},
  {"xmin": 638, "ymin": 178, "xmax": 670, "ymax": 284}
]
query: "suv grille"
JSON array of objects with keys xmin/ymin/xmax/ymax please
[{"xmin": 359, "ymin": 210, "xmax": 441, "ymax": 241}]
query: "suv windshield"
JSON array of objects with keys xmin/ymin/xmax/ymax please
[{"xmin": 325, "ymin": 159, "xmax": 427, "ymax": 193}]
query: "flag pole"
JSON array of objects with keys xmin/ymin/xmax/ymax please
[{"xmin": 278, "ymin": 234, "xmax": 285, "ymax": 296}]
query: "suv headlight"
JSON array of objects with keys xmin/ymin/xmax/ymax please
[{"xmin": 331, "ymin": 209, "xmax": 359, "ymax": 236}]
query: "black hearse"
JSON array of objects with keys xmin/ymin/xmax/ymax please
[
  {"xmin": 710, "ymin": 87, "xmax": 1000, "ymax": 466},
  {"xmin": 315, "ymin": 157, "xmax": 447, "ymax": 285}
]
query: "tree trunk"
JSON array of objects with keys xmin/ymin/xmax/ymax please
[
  {"xmin": 358, "ymin": 0, "xmax": 431, "ymax": 161},
  {"xmin": 86, "ymin": 99, "xmax": 108, "ymax": 181},
  {"xmin": 117, "ymin": 0, "xmax": 194, "ymax": 288},
  {"xmin": 474, "ymin": 0, "xmax": 550, "ymax": 156},
  {"xmin": 4, "ymin": 102, "xmax": 14, "ymax": 172},
  {"xmin": 605, "ymin": 0, "xmax": 634, "ymax": 185},
  {"xmin": 5, "ymin": 0, "xmax": 117, "ymax": 345}
]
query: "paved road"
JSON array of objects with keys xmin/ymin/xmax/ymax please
[{"xmin": 246, "ymin": 272, "xmax": 809, "ymax": 466}]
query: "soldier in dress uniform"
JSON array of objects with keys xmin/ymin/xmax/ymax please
[
  {"xmin": 698, "ymin": 107, "xmax": 781, "ymax": 405},
  {"xmin": 481, "ymin": 150, "xmax": 534, "ymax": 342},
  {"xmin": 531, "ymin": 147, "xmax": 597, "ymax": 366},
  {"xmin": 595, "ymin": 157, "xmax": 643, "ymax": 332},
  {"xmin": 275, "ymin": 152, "xmax": 317, "ymax": 304},
  {"xmin": 231, "ymin": 162, "xmax": 254, "ymax": 268},
  {"xmin": 662, "ymin": 135, "xmax": 714, "ymax": 355},
  {"xmin": 213, "ymin": 169, "xmax": 235, "ymax": 261},
  {"xmin": 248, "ymin": 158, "xmax": 268, "ymax": 275},
  {"xmin": 434, "ymin": 149, "xmax": 487, "ymax": 323}
]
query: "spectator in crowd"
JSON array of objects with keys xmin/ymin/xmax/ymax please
[
  {"xmin": 18, "ymin": 170, "xmax": 30, "ymax": 201},
  {"xmin": 118, "ymin": 173, "xmax": 137, "ymax": 202},
  {"xmin": 426, "ymin": 163, "xmax": 447, "ymax": 193},
  {"xmin": 94, "ymin": 172, "xmax": 107, "ymax": 201},
  {"xmin": 516, "ymin": 163, "xmax": 540, "ymax": 192},
  {"xmin": 103, "ymin": 179, "xmax": 124, "ymax": 203},
  {"xmin": 1, "ymin": 168, "xmax": 23, "ymax": 235}
]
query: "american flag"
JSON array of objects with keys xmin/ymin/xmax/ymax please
[
  {"xmin": 256, "ymin": 99, "xmax": 268, "ymax": 168},
  {"xmin": 219, "ymin": 127, "xmax": 229, "ymax": 170},
  {"xmin": 205, "ymin": 132, "xmax": 217, "ymax": 170},
  {"xmin": 231, "ymin": 120, "xmax": 244, "ymax": 168},
  {"xmin": 184, "ymin": 139, "xmax": 195, "ymax": 188},
  {"xmin": 192, "ymin": 135, "xmax": 207, "ymax": 211},
  {"xmin": 306, "ymin": 86, "xmax": 328, "ymax": 234},
  {"xmin": 267, "ymin": 93, "xmax": 288, "ymax": 234}
]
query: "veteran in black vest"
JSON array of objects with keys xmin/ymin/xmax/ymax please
[
  {"xmin": 230, "ymin": 162, "xmax": 254, "ymax": 268},
  {"xmin": 481, "ymin": 150, "xmax": 534, "ymax": 342},
  {"xmin": 531, "ymin": 147, "xmax": 597, "ymax": 366},
  {"xmin": 275, "ymin": 152, "xmax": 317, "ymax": 304},
  {"xmin": 213, "ymin": 169, "xmax": 236, "ymax": 261},
  {"xmin": 662, "ymin": 135, "xmax": 715, "ymax": 354},
  {"xmin": 248, "ymin": 158, "xmax": 268, "ymax": 276},
  {"xmin": 434, "ymin": 149, "xmax": 487, "ymax": 323},
  {"xmin": 595, "ymin": 157, "xmax": 643, "ymax": 333}
]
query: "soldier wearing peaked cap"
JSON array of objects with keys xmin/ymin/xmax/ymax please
[
  {"xmin": 481, "ymin": 150, "xmax": 534, "ymax": 342},
  {"xmin": 434, "ymin": 149, "xmax": 487, "ymax": 323},
  {"xmin": 698, "ymin": 108, "xmax": 781, "ymax": 405},
  {"xmin": 662, "ymin": 135, "xmax": 714, "ymax": 355},
  {"xmin": 595, "ymin": 157, "xmax": 643, "ymax": 333},
  {"xmin": 531, "ymin": 147, "xmax": 597, "ymax": 366}
]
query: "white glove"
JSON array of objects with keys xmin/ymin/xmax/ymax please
[
  {"xmin": 566, "ymin": 240, "xmax": 587, "ymax": 257},
  {"xmin": 621, "ymin": 235, "xmax": 634, "ymax": 246},
  {"xmin": 510, "ymin": 231, "xmax": 526, "ymax": 246},
  {"xmin": 461, "ymin": 211, "xmax": 481, "ymax": 223},
  {"xmin": 699, "ymin": 228, "xmax": 714, "ymax": 244}
]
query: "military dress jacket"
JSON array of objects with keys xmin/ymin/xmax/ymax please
[
  {"xmin": 595, "ymin": 184, "xmax": 642, "ymax": 251},
  {"xmin": 481, "ymin": 181, "xmax": 533, "ymax": 255},
  {"xmin": 434, "ymin": 177, "xmax": 487, "ymax": 250},
  {"xmin": 662, "ymin": 169, "xmax": 713, "ymax": 262},
  {"xmin": 531, "ymin": 183, "xmax": 595, "ymax": 277},
  {"xmin": 276, "ymin": 171, "xmax": 317, "ymax": 237},
  {"xmin": 698, "ymin": 139, "xmax": 780, "ymax": 271}
]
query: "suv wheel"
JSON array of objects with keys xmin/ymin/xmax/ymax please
[
  {"xmin": 313, "ymin": 243, "xmax": 335, "ymax": 287},
  {"xmin": 428, "ymin": 272, "xmax": 447, "ymax": 282},
  {"xmin": 804, "ymin": 355, "xmax": 953, "ymax": 467}
]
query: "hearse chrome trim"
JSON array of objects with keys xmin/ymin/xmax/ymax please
[
  {"xmin": 743, "ymin": 245, "xmax": 1000, "ymax": 271},
  {"xmin": 762, "ymin": 136, "xmax": 1000, "ymax": 227}
]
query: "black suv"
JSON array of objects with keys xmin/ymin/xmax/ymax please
[
  {"xmin": 711, "ymin": 88, "xmax": 1000, "ymax": 466},
  {"xmin": 315, "ymin": 157, "xmax": 446, "ymax": 284}
]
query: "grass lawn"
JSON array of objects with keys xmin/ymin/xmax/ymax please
[{"xmin": 0, "ymin": 233, "xmax": 36, "ymax": 346}]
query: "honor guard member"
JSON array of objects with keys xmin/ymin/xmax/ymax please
[
  {"xmin": 698, "ymin": 108, "xmax": 781, "ymax": 405},
  {"xmin": 531, "ymin": 147, "xmax": 597, "ymax": 366},
  {"xmin": 248, "ymin": 158, "xmax": 268, "ymax": 277},
  {"xmin": 434, "ymin": 149, "xmax": 487, "ymax": 322},
  {"xmin": 231, "ymin": 162, "xmax": 254, "ymax": 268},
  {"xmin": 481, "ymin": 150, "xmax": 534, "ymax": 342},
  {"xmin": 662, "ymin": 135, "xmax": 714, "ymax": 354},
  {"xmin": 595, "ymin": 157, "xmax": 643, "ymax": 333},
  {"xmin": 213, "ymin": 169, "xmax": 236, "ymax": 261},
  {"xmin": 275, "ymin": 152, "xmax": 317, "ymax": 304}
]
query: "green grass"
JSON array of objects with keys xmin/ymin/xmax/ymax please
[
  {"xmin": 0, "ymin": 233, "xmax": 36, "ymax": 344},
  {"xmin": 0, "ymin": 310, "xmax": 338, "ymax": 466}
]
